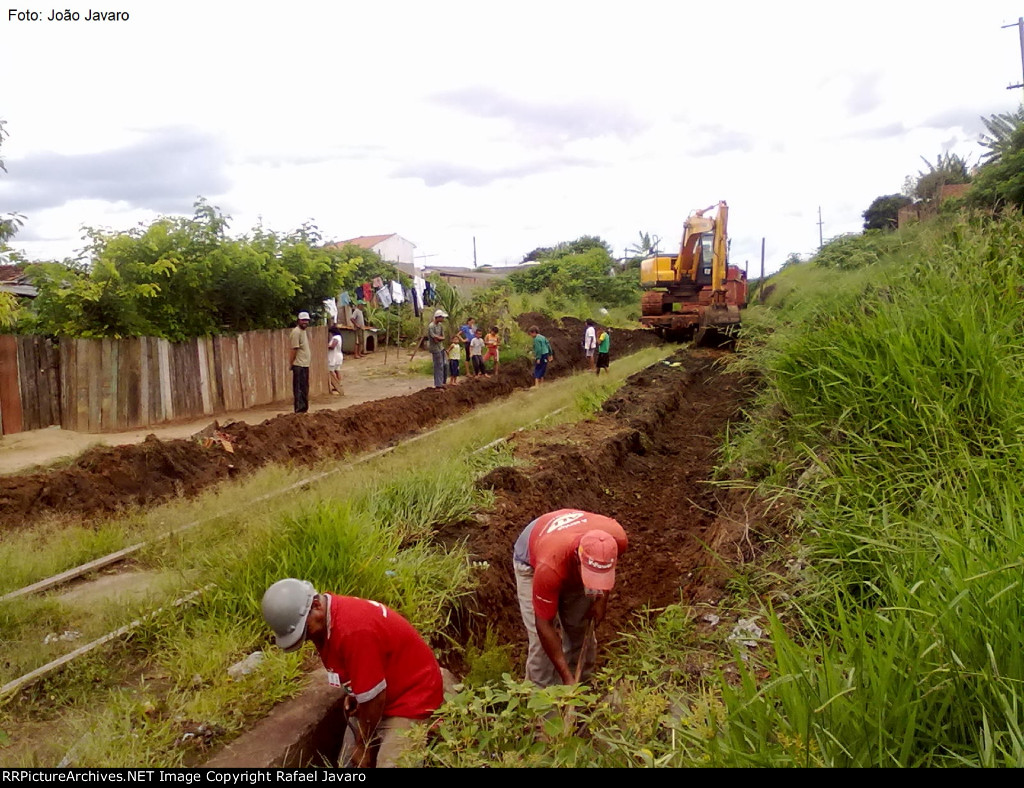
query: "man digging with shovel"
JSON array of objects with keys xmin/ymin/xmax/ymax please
[{"xmin": 512, "ymin": 510, "xmax": 628, "ymax": 687}]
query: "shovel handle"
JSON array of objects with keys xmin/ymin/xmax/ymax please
[{"xmin": 573, "ymin": 619, "xmax": 596, "ymax": 684}]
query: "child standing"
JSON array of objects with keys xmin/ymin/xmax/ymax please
[
  {"xmin": 596, "ymin": 328, "xmax": 611, "ymax": 376},
  {"xmin": 447, "ymin": 339, "xmax": 463, "ymax": 385},
  {"xmin": 327, "ymin": 325, "xmax": 344, "ymax": 395},
  {"xmin": 470, "ymin": 328, "xmax": 486, "ymax": 377},
  {"xmin": 483, "ymin": 326, "xmax": 501, "ymax": 375}
]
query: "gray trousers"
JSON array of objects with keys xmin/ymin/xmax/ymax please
[
  {"xmin": 431, "ymin": 350, "xmax": 448, "ymax": 387},
  {"xmin": 514, "ymin": 562, "xmax": 596, "ymax": 687}
]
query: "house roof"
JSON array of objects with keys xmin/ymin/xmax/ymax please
[
  {"xmin": 0, "ymin": 264, "xmax": 26, "ymax": 283},
  {"xmin": 333, "ymin": 234, "xmax": 397, "ymax": 250}
]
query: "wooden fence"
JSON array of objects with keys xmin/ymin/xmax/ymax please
[{"xmin": 0, "ymin": 327, "xmax": 328, "ymax": 436}]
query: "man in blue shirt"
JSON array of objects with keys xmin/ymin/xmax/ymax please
[
  {"xmin": 528, "ymin": 325, "xmax": 553, "ymax": 388},
  {"xmin": 459, "ymin": 318, "xmax": 476, "ymax": 375}
]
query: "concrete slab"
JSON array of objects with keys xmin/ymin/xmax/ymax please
[{"xmin": 205, "ymin": 669, "xmax": 347, "ymax": 768}]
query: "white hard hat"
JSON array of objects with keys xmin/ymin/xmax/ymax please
[
  {"xmin": 433, "ymin": 309, "xmax": 448, "ymax": 319},
  {"xmin": 261, "ymin": 578, "xmax": 317, "ymax": 652}
]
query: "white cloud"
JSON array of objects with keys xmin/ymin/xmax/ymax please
[{"xmin": 4, "ymin": 0, "xmax": 1024, "ymax": 273}]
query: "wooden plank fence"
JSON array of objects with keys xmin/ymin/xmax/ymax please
[{"xmin": 0, "ymin": 326, "xmax": 329, "ymax": 436}]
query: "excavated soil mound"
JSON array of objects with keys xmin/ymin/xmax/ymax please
[
  {"xmin": 446, "ymin": 349, "xmax": 763, "ymax": 668},
  {"xmin": 0, "ymin": 317, "xmax": 659, "ymax": 530}
]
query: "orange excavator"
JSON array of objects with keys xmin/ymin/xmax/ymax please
[{"xmin": 639, "ymin": 201, "xmax": 746, "ymax": 344}]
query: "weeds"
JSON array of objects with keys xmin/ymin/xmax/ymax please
[{"xmin": 699, "ymin": 211, "xmax": 1024, "ymax": 767}]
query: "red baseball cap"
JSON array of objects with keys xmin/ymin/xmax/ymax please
[{"xmin": 578, "ymin": 530, "xmax": 619, "ymax": 592}]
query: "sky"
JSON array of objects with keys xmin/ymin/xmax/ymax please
[{"xmin": 3, "ymin": 1, "xmax": 1024, "ymax": 275}]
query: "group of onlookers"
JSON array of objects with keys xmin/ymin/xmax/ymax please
[
  {"xmin": 293, "ymin": 306, "xmax": 612, "ymax": 409},
  {"xmin": 428, "ymin": 311, "xmax": 502, "ymax": 388}
]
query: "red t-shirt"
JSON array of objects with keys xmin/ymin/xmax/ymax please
[
  {"xmin": 317, "ymin": 595, "xmax": 443, "ymax": 719},
  {"xmin": 528, "ymin": 510, "xmax": 628, "ymax": 621}
]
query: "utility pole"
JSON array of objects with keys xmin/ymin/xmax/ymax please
[
  {"xmin": 817, "ymin": 206, "xmax": 824, "ymax": 249},
  {"xmin": 1004, "ymin": 17, "xmax": 1024, "ymax": 90},
  {"xmin": 759, "ymin": 237, "xmax": 766, "ymax": 304},
  {"xmin": 472, "ymin": 236, "xmax": 477, "ymax": 268}
]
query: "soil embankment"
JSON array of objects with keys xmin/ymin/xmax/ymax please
[{"xmin": 0, "ymin": 316, "xmax": 658, "ymax": 529}]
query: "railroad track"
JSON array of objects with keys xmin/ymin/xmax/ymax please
[{"xmin": 0, "ymin": 406, "xmax": 566, "ymax": 702}]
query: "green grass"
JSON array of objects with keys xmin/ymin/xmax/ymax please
[{"xmin": 687, "ymin": 212, "xmax": 1024, "ymax": 767}]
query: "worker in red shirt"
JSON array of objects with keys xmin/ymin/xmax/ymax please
[
  {"xmin": 511, "ymin": 510, "xmax": 628, "ymax": 687},
  {"xmin": 261, "ymin": 579, "xmax": 443, "ymax": 768}
]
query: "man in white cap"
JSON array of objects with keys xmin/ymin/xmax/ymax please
[
  {"xmin": 427, "ymin": 309, "xmax": 449, "ymax": 389},
  {"xmin": 261, "ymin": 580, "xmax": 444, "ymax": 768},
  {"xmin": 289, "ymin": 311, "xmax": 312, "ymax": 412},
  {"xmin": 512, "ymin": 509, "xmax": 628, "ymax": 686}
]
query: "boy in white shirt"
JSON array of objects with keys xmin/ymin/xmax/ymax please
[{"xmin": 470, "ymin": 328, "xmax": 485, "ymax": 376}]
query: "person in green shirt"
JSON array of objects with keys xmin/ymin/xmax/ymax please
[
  {"xmin": 596, "ymin": 329, "xmax": 611, "ymax": 376},
  {"xmin": 528, "ymin": 326, "xmax": 553, "ymax": 387}
]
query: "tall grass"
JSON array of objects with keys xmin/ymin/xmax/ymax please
[{"xmin": 699, "ymin": 213, "xmax": 1024, "ymax": 766}]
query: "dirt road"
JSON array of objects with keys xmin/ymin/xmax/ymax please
[{"xmin": 0, "ymin": 350, "xmax": 433, "ymax": 477}]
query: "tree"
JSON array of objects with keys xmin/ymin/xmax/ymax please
[
  {"xmin": 0, "ymin": 119, "xmax": 26, "ymax": 261},
  {"xmin": 909, "ymin": 153, "xmax": 971, "ymax": 202},
  {"xmin": 967, "ymin": 122, "xmax": 1024, "ymax": 209},
  {"xmin": 522, "ymin": 246, "xmax": 554, "ymax": 263},
  {"xmin": 26, "ymin": 200, "xmax": 357, "ymax": 339},
  {"xmin": 979, "ymin": 105, "xmax": 1024, "ymax": 165},
  {"xmin": 0, "ymin": 119, "xmax": 26, "ymax": 327},
  {"xmin": 507, "ymin": 235, "xmax": 637, "ymax": 306},
  {"xmin": 624, "ymin": 231, "xmax": 663, "ymax": 270},
  {"xmin": 862, "ymin": 194, "xmax": 912, "ymax": 231}
]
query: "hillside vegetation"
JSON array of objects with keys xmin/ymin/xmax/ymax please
[
  {"xmin": 700, "ymin": 213, "xmax": 1024, "ymax": 766},
  {"xmin": 678, "ymin": 213, "xmax": 1024, "ymax": 766}
]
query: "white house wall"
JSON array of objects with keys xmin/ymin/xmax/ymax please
[{"xmin": 372, "ymin": 235, "xmax": 416, "ymax": 266}]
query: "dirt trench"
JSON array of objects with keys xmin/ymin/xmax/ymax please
[
  {"xmin": 0, "ymin": 315, "xmax": 659, "ymax": 530},
  {"xmin": 441, "ymin": 348, "xmax": 764, "ymax": 669},
  {"xmin": 206, "ymin": 347, "xmax": 765, "ymax": 768}
]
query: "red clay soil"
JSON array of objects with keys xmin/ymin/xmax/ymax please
[
  {"xmin": 443, "ymin": 348, "xmax": 764, "ymax": 670},
  {"xmin": 0, "ymin": 315, "xmax": 659, "ymax": 530}
]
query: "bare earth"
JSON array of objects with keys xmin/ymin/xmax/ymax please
[{"xmin": 0, "ymin": 349, "xmax": 433, "ymax": 476}]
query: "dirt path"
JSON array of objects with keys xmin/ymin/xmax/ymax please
[
  {"xmin": 445, "ymin": 349, "xmax": 762, "ymax": 669},
  {"xmin": 0, "ymin": 317, "xmax": 661, "ymax": 530},
  {"xmin": 0, "ymin": 350, "xmax": 433, "ymax": 477}
]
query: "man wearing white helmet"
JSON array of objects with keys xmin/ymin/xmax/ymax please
[
  {"xmin": 261, "ymin": 579, "xmax": 443, "ymax": 768},
  {"xmin": 427, "ymin": 309, "xmax": 449, "ymax": 389}
]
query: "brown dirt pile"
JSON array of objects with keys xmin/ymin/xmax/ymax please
[{"xmin": 0, "ymin": 317, "xmax": 659, "ymax": 529}]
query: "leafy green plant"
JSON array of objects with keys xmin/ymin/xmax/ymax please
[
  {"xmin": 24, "ymin": 200, "xmax": 357, "ymax": 340},
  {"xmin": 461, "ymin": 628, "xmax": 515, "ymax": 688},
  {"xmin": 423, "ymin": 676, "xmax": 602, "ymax": 767}
]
